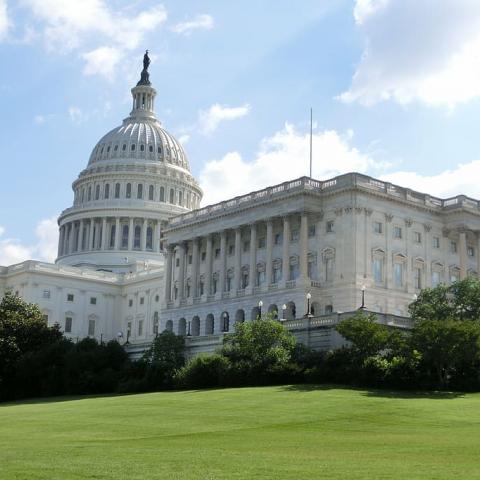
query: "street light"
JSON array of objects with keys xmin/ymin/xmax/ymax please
[
  {"xmin": 281, "ymin": 304, "xmax": 287, "ymax": 321},
  {"xmin": 117, "ymin": 331, "xmax": 123, "ymax": 343},
  {"xmin": 222, "ymin": 312, "xmax": 229, "ymax": 332},
  {"xmin": 258, "ymin": 300, "xmax": 263, "ymax": 319},
  {"xmin": 306, "ymin": 292, "xmax": 312, "ymax": 317},
  {"xmin": 359, "ymin": 285, "xmax": 366, "ymax": 309}
]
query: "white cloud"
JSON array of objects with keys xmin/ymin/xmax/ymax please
[
  {"xmin": 0, "ymin": 216, "xmax": 58, "ymax": 266},
  {"xmin": 340, "ymin": 0, "xmax": 480, "ymax": 107},
  {"xmin": 170, "ymin": 14, "xmax": 214, "ymax": 35},
  {"xmin": 22, "ymin": 0, "xmax": 167, "ymax": 77},
  {"xmin": 34, "ymin": 113, "xmax": 55, "ymax": 125},
  {"xmin": 199, "ymin": 123, "xmax": 379, "ymax": 205},
  {"xmin": 178, "ymin": 134, "xmax": 190, "ymax": 145},
  {"xmin": 0, "ymin": 0, "xmax": 9, "ymax": 41},
  {"xmin": 68, "ymin": 106, "xmax": 88, "ymax": 124},
  {"xmin": 198, "ymin": 103, "xmax": 251, "ymax": 135},
  {"xmin": 82, "ymin": 46, "xmax": 122, "ymax": 80}
]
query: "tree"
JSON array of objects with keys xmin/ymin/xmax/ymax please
[{"xmin": 221, "ymin": 314, "xmax": 297, "ymax": 384}]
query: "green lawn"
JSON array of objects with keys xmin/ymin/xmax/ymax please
[{"xmin": 1, "ymin": 386, "xmax": 479, "ymax": 479}]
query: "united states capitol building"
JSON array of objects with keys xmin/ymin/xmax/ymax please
[{"xmin": 2, "ymin": 55, "xmax": 480, "ymax": 355}]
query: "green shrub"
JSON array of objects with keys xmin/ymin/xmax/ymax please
[{"xmin": 175, "ymin": 354, "xmax": 230, "ymax": 389}]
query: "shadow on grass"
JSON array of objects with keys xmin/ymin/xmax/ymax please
[{"xmin": 281, "ymin": 383, "xmax": 465, "ymax": 399}]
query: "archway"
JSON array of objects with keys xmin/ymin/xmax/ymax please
[
  {"xmin": 221, "ymin": 311, "xmax": 230, "ymax": 332},
  {"xmin": 311, "ymin": 301, "xmax": 321, "ymax": 317},
  {"xmin": 235, "ymin": 309, "xmax": 245, "ymax": 324},
  {"xmin": 192, "ymin": 316, "xmax": 200, "ymax": 336},
  {"xmin": 251, "ymin": 306, "xmax": 261, "ymax": 321},
  {"xmin": 165, "ymin": 319, "xmax": 173, "ymax": 332},
  {"xmin": 285, "ymin": 301, "xmax": 296, "ymax": 320},
  {"xmin": 178, "ymin": 318, "xmax": 186, "ymax": 336},
  {"xmin": 205, "ymin": 314, "xmax": 214, "ymax": 335}
]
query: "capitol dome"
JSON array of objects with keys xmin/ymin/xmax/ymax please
[{"xmin": 56, "ymin": 52, "xmax": 202, "ymax": 272}]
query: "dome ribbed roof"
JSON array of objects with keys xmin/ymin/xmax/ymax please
[{"xmin": 88, "ymin": 118, "xmax": 190, "ymax": 171}]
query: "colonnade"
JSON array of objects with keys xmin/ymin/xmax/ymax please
[
  {"xmin": 58, "ymin": 217, "xmax": 163, "ymax": 257},
  {"xmin": 164, "ymin": 213, "xmax": 313, "ymax": 303}
]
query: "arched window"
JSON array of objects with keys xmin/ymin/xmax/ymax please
[
  {"xmin": 140, "ymin": 144, "xmax": 145, "ymax": 151},
  {"xmin": 149, "ymin": 145, "xmax": 153, "ymax": 152},
  {"xmin": 121, "ymin": 225, "xmax": 129, "ymax": 249},
  {"xmin": 109, "ymin": 225, "xmax": 116, "ymax": 248},
  {"xmin": 148, "ymin": 185, "xmax": 154, "ymax": 201},
  {"xmin": 81, "ymin": 188, "xmax": 85, "ymax": 203},
  {"xmin": 88, "ymin": 186, "xmax": 92, "ymax": 201},
  {"xmin": 192, "ymin": 316, "xmax": 200, "ymax": 336},
  {"xmin": 165, "ymin": 320, "xmax": 173, "ymax": 332},
  {"xmin": 169, "ymin": 189, "xmax": 175, "ymax": 204},
  {"xmin": 157, "ymin": 146, "xmax": 162, "ymax": 154},
  {"xmin": 115, "ymin": 183, "xmax": 120, "ymax": 198},
  {"xmin": 114, "ymin": 144, "xmax": 118, "ymax": 151},
  {"xmin": 134, "ymin": 225, "xmax": 141, "ymax": 249},
  {"xmin": 104, "ymin": 183, "xmax": 110, "ymax": 199},
  {"xmin": 178, "ymin": 318, "xmax": 186, "ymax": 336},
  {"xmin": 137, "ymin": 184, "xmax": 143, "ymax": 199},
  {"xmin": 131, "ymin": 144, "xmax": 136, "ymax": 151},
  {"xmin": 126, "ymin": 183, "xmax": 132, "ymax": 198},
  {"xmin": 178, "ymin": 191, "xmax": 183, "ymax": 206},
  {"xmin": 205, "ymin": 314, "xmax": 214, "ymax": 335},
  {"xmin": 122, "ymin": 144, "xmax": 126, "ymax": 151},
  {"xmin": 95, "ymin": 185, "xmax": 100, "ymax": 200},
  {"xmin": 146, "ymin": 227, "xmax": 153, "ymax": 250},
  {"xmin": 160, "ymin": 186, "xmax": 165, "ymax": 202},
  {"xmin": 235, "ymin": 309, "xmax": 245, "ymax": 324}
]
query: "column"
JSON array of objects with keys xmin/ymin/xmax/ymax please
[
  {"xmin": 299, "ymin": 213, "xmax": 308, "ymax": 282},
  {"xmin": 68, "ymin": 223, "xmax": 75, "ymax": 254},
  {"xmin": 141, "ymin": 219, "xmax": 148, "ymax": 251},
  {"xmin": 101, "ymin": 218, "xmax": 107, "ymax": 250},
  {"xmin": 248, "ymin": 223, "xmax": 257, "ymax": 292},
  {"xmin": 234, "ymin": 228, "xmax": 242, "ymax": 291},
  {"xmin": 424, "ymin": 224, "xmax": 431, "ymax": 287},
  {"xmin": 155, "ymin": 221, "xmax": 161, "ymax": 252},
  {"xmin": 114, "ymin": 217, "xmax": 120, "ymax": 249},
  {"xmin": 79, "ymin": 219, "xmax": 85, "ymax": 251},
  {"xmin": 128, "ymin": 218, "xmax": 134, "ymax": 250},
  {"xmin": 385, "ymin": 214, "xmax": 392, "ymax": 288},
  {"xmin": 205, "ymin": 234, "xmax": 213, "ymax": 295},
  {"xmin": 177, "ymin": 243, "xmax": 186, "ymax": 299},
  {"xmin": 191, "ymin": 238, "xmax": 199, "ymax": 297},
  {"xmin": 265, "ymin": 220, "xmax": 273, "ymax": 286},
  {"xmin": 459, "ymin": 228, "xmax": 467, "ymax": 279},
  {"xmin": 219, "ymin": 230, "xmax": 227, "ymax": 294},
  {"xmin": 58, "ymin": 226, "xmax": 64, "ymax": 257},
  {"xmin": 88, "ymin": 218, "xmax": 95, "ymax": 251},
  {"xmin": 282, "ymin": 216, "xmax": 290, "ymax": 285},
  {"xmin": 405, "ymin": 218, "xmax": 413, "ymax": 293},
  {"xmin": 164, "ymin": 246, "xmax": 173, "ymax": 302}
]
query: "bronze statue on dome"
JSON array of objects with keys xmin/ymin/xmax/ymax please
[{"xmin": 137, "ymin": 50, "xmax": 152, "ymax": 86}]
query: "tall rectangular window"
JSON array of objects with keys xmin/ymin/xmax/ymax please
[
  {"xmin": 373, "ymin": 258, "xmax": 383, "ymax": 284},
  {"xmin": 65, "ymin": 317, "xmax": 72, "ymax": 333},
  {"xmin": 373, "ymin": 221, "xmax": 383, "ymax": 234},
  {"xmin": 432, "ymin": 271, "xmax": 441, "ymax": 287},
  {"xmin": 414, "ymin": 267, "xmax": 422, "ymax": 289},
  {"xmin": 394, "ymin": 263, "xmax": 403, "ymax": 287},
  {"xmin": 393, "ymin": 226, "xmax": 402, "ymax": 239},
  {"xmin": 88, "ymin": 319, "xmax": 95, "ymax": 336},
  {"xmin": 414, "ymin": 231, "xmax": 422, "ymax": 243},
  {"xmin": 325, "ymin": 258, "xmax": 334, "ymax": 282},
  {"xmin": 451, "ymin": 241, "xmax": 457, "ymax": 253},
  {"xmin": 432, "ymin": 236, "xmax": 440, "ymax": 248},
  {"xmin": 138, "ymin": 320, "xmax": 144, "ymax": 336},
  {"xmin": 326, "ymin": 221, "xmax": 334, "ymax": 233}
]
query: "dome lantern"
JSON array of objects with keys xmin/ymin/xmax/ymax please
[{"xmin": 130, "ymin": 50, "xmax": 156, "ymax": 121}]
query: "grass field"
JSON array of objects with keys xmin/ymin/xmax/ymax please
[{"xmin": 1, "ymin": 385, "xmax": 480, "ymax": 479}]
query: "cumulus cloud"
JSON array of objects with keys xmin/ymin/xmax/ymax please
[
  {"xmin": 0, "ymin": 0, "xmax": 9, "ymax": 41},
  {"xmin": 21, "ymin": 0, "xmax": 167, "ymax": 77},
  {"xmin": 340, "ymin": 0, "xmax": 480, "ymax": 107},
  {"xmin": 170, "ymin": 14, "xmax": 214, "ymax": 35},
  {"xmin": 68, "ymin": 106, "xmax": 88, "ymax": 124},
  {"xmin": 0, "ymin": 216, "xmax": 58, "ymax": 266},
  {"xmin": 199, "ymin": 124, "xmax": 380, "ymax": 205},
  {"xmin": 198, "ymin": 103, "xmax": 251, "ymax": 135}
]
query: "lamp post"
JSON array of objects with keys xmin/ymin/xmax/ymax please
[
  {"xmin": 222, "ymin": 312, "xmax": 228, "ymax": 332},
  {"xmin": 306, "ymin": 292, "xmax": 312, "ymax": 317},
  {"xmin": 282, "ymin": 304, "xmax": 287, "ymax": 321},
  {"xmin": 117, "ymin": 331, "xmax": 123, "ymax": 343},
  {"xmin": 359, "ymin": 285, "xmax": 366, "ymax": 310},
  {"xmin": 125, "ymin": 329, "xmax": 130, "ymax": 345},
  {"xmin": 258, "ymin": 300, "xmax": 263, "ymax": 319}
]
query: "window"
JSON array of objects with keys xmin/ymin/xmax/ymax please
[
  {"xmin": 43, "ymin": 289, "xmax": 51, "ymax": 299},
  {"xmin": 215, "ymin": 248, "xmax": 220, "ymax": 258},
  {"xmin": 394, "ymin": 263, "xmax": 403, "ymax": 288},
  {"xmin": 140, "ymin": 144, "xmax": 145, "ymax": 152},
  {"xmin": 104, "ymin": 183, "xmax": 110, "ymax": 199},
  {"xmin": 137, "ymin": 184, "xmax": 143, "ymax": 199},
  {"xmin": 88, "ymin": 319, "xmax": 95, "ymax": 336},
  {"xmin": 450, "ymin": 271, "xmax": 459, "ymax": 283},
  {"xmin": 393, "ymin": 226, "xmax": 402, "ymax": 239},
  {"xmin": 373, "ymin": 221, "xmax": 383, "ymax": 234},
  {"xmin": 290, "ymin": 229, "xmax": 299, "ymax": 242},
  {"xmin": 201, "ymin": 252, "xmax": 206, "ymax": 261},
  {"xmin": 373, "ymin": 258, "xmax": 384, "ymax": 284},
  {"xmin": 146, "ymin": 227, "xmax": 153, "ymax": 250},
  {"xmin": 326, "ymin": 220, "xmax": 334, "ymax": 233},
  {"xmin": 155, "ymin": 295, "xmax": 159, "ymax": 302},
  {"xmin": 127, "ymin": 321, "xmax": 132, "ymax": 337},
  {"xmin": 176, "ymin": 258, "xmax": 180, "ymax": 267},
  {"xmin": 414, "ymin": 267, "xmax": 422, "ymax": 289},
  {"xmin": 67, "ymin": 293, "xmax": 74, "ymax": 302},
  {"xmin": 451, "ymin": 241, "xmax": 457, "ymax": 253},
  {"xmin": 258, "ymin": 237, "xmax": 266, "ymax": 249},
  {"xmin": 121, "ymin": 225, "xmax": 129, "ymax": 248},
  {"xmin": 290, "ymin": 262, "xmax": 299, "ymax": 281},
  {"xmin": 95, "ymin": 184, "xmax": 100, "ymax": 200},
  {"xmin": 179, "ymin": 191, "xmax": 183, "ymax": 206},
  {"xmin": 308, "ymin": 225, "xmax": 316, "ymax": 237},
  {"xmin": 325, "ymin": 305, "xmax": 333, "ymax": 314},
  {"xmin": 149, "ymin": 145, "xmax": 153, "ymax": 153},
  {"xmin": 115, "ymin": 183, "xmax": 120, "ymax": 198},
  {"xmin": 169, "ymin": 189, "xmax": 175, "ymax": 204},
  {"xmin": 414, "ymin": 232, "xmax": 422, "ymax": 243},
  {"xmin": 128, "ymin": 299, "xmax": 133, "ymax": 307},
  {"xmin": 212, "ymin": 277, "xmax": 218, "ymax": 294},
  {"xmin": 160, "ymin": 186, "xmax": 165, "ymax": 202},
  {"xmin": 241, "ymin": 271, "xmax": 249, "ymax": 289},
  {"xmin": 468, "ymin": 246, "xmax": 475, "ymax": 257},
  {"xmin": 122, "ymin": 144, "xmax": 127, "ymax": 151},
  {"xmin": 42, "ymin": 314, "xmax": 49, "ymax": 324},
  {"xmin": 274, "ymin": 233, "xmax": 283, "ymax": 245},
  {"xmin": 109, "ymin": 225, "xmax": 116, "ymax": 248},
  {"xmin": 153, "ymin": 312, "xmax": 159, "ymax": 335},
  {"xmin": 256, "ymin": 269, "xmax": 266, "ymax": 286},
  {"xmin": 243, "ymin": 241, "xmax": 250, "ymax": 252},
  {"xmin": 325, "ymin": 257, "xmax": 334, "ymax": 282},
  {"xmin": 148, "ymin": 185, "xmax": 154, "ymax": 201},
  {"xmin": 188, "ymin": 255, "xmax": 193, "ymax": 264},
  {"xmin": 131, "ymin": 144, "xmax": 136, "ymax": 151},
  {"xmin": 88, "ymin": 186, "xmax": 92, "ymax": 201},
  {"xmin": 134, "ymin": 225, "xmax": 141, "ymax": 249},
  {"xmin": 272, "ymin": 263, "xmax": 282, "ymax": 283},
  {"xmin": 433, "ymin": 236, "xmax": 440, "ymax": 248},
  {"xmin": 432, "ymin": 271, "xmax": 441, "ymax": 287},
  {"xmin": 140, "ymin": 297, "xmax": 144, "ymax": 305},
  {"xmin": 65, "ymin": 317, "xmax": 72, "ymax": 333},
  {"xmin": 228, "ymin": 245, "xmax": 234, "ymax": 255},
  {"xmin": 126, "ymin": 183, "xmax": 132, "ymax": 198},
  {"xmin": 138, "ymin": 319, "xmax": 144, "ymax": 336},
  {"xmin": 308, "ymin": 258, "xmax": 316, "ymax": 280},
  {"xmin": 90, "ymin": 297, "xmax": 97, "ymax": 305},
  {"xmin": 114, "ymin": 145, "xmax": 118, "ymax": 151}
]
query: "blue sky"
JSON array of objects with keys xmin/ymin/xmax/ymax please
[{"xmin": 2, "ymin": 0, "xmax": 480, "ymax": 265}]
